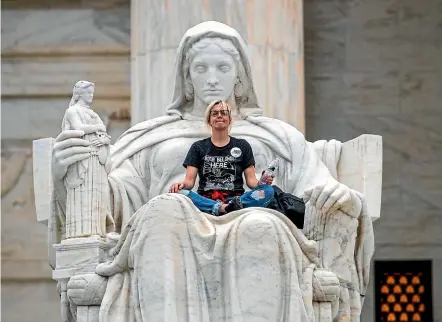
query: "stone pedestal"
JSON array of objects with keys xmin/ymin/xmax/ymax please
[
  {"xmin": 131, "ymin": 0, "xmax": 305, "ymax": 133},
  {"xmin": 53, "ymin": 237, "xmax": 108, "ymax": 278},
  {"xmin": 53, "ymin": 237, "xmax": 108, "ymax": 322}
]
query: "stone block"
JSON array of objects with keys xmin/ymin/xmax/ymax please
[
  {"xmin": 305, "ymin": 27, "xmax": 346, "ymax": 73},
  {"xmin": 399, "ymin": 70, "xmax": 442, "ymax": 114},
  {"xmin": 1, "ymin": 9, "xmax": 130, "ymax": 50},
  {"xmin": 2, "ymin": 56, "xmax": 130, "ymax": 97},
  {"xmin": 345, "ymin": 0, "xmax": 400, "ymax": 72},
  {"xmin": 338, "ymin": 135, "xmax": 383, "ymax": 220},
  {"xmin": 33, "ymin": 138, "xmax": 55, "ymax": 225},
  {"xmin": 398, "ymin": 0, "xmax": 442, "ymax": 71},
  {"xmin": 305, "ymin": 73, "xmax": 344, "ymax": 117},
  {"xmin": 341, "ymin": 70, "xmax": 400, "ymax": 115},
  {"xmin": 248, "ymin": 46, "xmax": 304, "ymax": 127},
  {"xmin": 53, "ymin": 237, "xmax": 108, "ymax": 279}
]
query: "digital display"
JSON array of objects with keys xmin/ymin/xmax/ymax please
[{"xmin": 375, "ymin": 261, "xmax": 433, "ymax": 322}]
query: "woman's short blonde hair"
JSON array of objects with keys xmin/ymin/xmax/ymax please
[{"xmin": 204, "ymin": 100, "xmax": 232, "ymax": 126}]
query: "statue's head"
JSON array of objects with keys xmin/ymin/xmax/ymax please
[
  {"xmin": 166, "ymin": 21, "xmax": 262, "ymax": 118},
  {"xmin": 183, "ymin": 37, "xmax": 248, "ymax": 106},
  {"xmin": 69, "ymin": 80, "xmax": 95, "ymax": 107}
]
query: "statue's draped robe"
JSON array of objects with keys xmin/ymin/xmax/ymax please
[
  {"xmin": 66, "ymin": 115, "xmax": 374, "ymax": 322},
  {"xmin": 61, "ymin": 105, "xmax": 110, "ymax": 237}
]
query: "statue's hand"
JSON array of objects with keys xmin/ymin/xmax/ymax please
[
  {"xmin": 52, "ymin": 130, "xmax": 91, "ymax": 183},
  {"xmin": 303, "ymin": 180, "xmax": 352, "ymax": 215},
  {"xmin": 67, "ymin": 274, "xmax": 107, "ymax": 306}
]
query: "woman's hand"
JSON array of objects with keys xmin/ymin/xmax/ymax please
[
  {"xmin": 261, "ymin": 172, "xmax": 274, "ymax": 185},
  {"xmin": 169, "ymin": 182, "xmax": 184, "ymax": 193}
]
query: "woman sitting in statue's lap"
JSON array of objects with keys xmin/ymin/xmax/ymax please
[{"xmin": 169, "ymin": 100, "xmax": 274, "ymax": 216}]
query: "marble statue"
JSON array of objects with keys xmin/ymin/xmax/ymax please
[
  {"xmin": 60, "ymin": 81, "xmax": 112, "ymax": 238},
  {"xmin": 33, "ymin": 21, "xmax": 381, "ymax": 322}
]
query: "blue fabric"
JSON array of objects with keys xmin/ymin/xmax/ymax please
[{"xmin": 179, "ymin": 184, "xmax": 274, "ymax": 216}]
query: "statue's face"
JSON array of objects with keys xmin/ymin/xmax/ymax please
[
  {"xmin": 82, "ymin": 87, "xmax": 94, "ymax": 105},
  {"xmin": 189, "ymin": 43, "xmax": 238, "ymax": 104}
]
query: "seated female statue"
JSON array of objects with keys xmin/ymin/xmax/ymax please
[{"xmin": 51, "ymin": 21, "xmax": 373, "ymax": 322}]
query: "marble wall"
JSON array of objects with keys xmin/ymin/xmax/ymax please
[
  {"xmin": 303, "ymin": 1, "xmax": 442, "ymax": 321},
  {"xmin": 1, "ymin": 8, "xmax": 131, "ymax": 140},
  {"xmin": 2, "ymin": 0, "xmax": 442, "ymax": 321},
  {"xmin": 1, "ymin": 5, "xmax": 131, "ymax": 322},
  {"xmin": 131, "ymin": 0, "xmax": 305, "ymax": 132}
]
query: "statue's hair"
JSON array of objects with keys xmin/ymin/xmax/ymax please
[
  {"xmin": 182, "ymin": 37, "xmax": 249, "ymax": 102},
  {"xmin": 69, "ymin": 80, "xmax": 95, "ymax": 106}
]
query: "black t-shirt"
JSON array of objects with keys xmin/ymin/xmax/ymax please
[{"xmin": 183, "ymin": 136, "xmax": 255, "ymax": 195}]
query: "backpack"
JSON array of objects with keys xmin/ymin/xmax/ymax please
[{"xmin": 266, "ymin": 185, "xmax": 305, "ymax": 229}]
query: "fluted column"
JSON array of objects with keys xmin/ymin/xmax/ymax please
[{"xmin": 131, "ymin": 0, "xmax": 305, "ymax": 133}]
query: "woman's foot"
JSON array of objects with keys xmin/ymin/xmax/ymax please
[
  {"xmin": 224, "ymin": 196, "xmax": 243, "ymax": 213},
  {"xmin": 219, "ymin": 204, "xmax": 228, "ymax": 214},
  {"xmin": 217, "ymin": 197, "xmax": 243, "ymax": 216}
]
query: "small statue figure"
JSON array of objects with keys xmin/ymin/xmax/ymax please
[{"xmin": 62, "ymin": 80, "xmax": 111, "ymax": 238}]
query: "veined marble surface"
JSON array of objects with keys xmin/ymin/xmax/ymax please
[{"xmin": 131, "ymin": 0, "xmax": 305, "ymax": 132}]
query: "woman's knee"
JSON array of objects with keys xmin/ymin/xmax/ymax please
[
  {"xmin": 260, "ymin": 184, "xmax": 274, "ymax": 199},
  {"xmin": 252, "ymin": 184, "xmax": 275, "ymax": 204}
]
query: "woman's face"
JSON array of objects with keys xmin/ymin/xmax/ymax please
[
  {"xmin": 80, "ymin": 87, "xmax": 94, "ymax": 105},
  {"xmin": 209, "ymin": 103, "xmax": 231, "ymax": 130},
  {"xmin": 189, "ymin": 43, "xmax": 238, "ymax": 105}
]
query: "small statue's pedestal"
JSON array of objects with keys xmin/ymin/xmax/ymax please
[
  {"xmin": 53, "ymin": 237, "xmax": 108, "ymax": 322},
  {"xmin": 53, "ymin": 237, "xmax": 108, "ymax": 277}
]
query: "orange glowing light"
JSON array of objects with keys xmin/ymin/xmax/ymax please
[
  {"xmin": 388, "ymin": 313, "xmax": 396, "ymax": 321},
  {"xmin": 400, "ymin": 294, "xmax": 408, "ymax": 303},
  {"xmin": 411, "ymin": 276, "xmax": 420, "ymax": 285},
  {"xmin": 412, "ymin": 313, "xmax": 421, "ymax": 321},
  {"xmin": 399, "ymin": 276, "xmax": 408, "ymax": 284},
  {"xmin": 394, "ymin": 304, "xmax": 402, "ymax": 312},
  {"xmin": 382, "ymin": 285, "xmax": 390, "ymax": 294},
  {"xmin": 406, "ymin": 304, "xmax": 414, "ymax": 312},
  {"xmin": 388, "ymin": 295, "xmax": 396, "ymax": 303},
  {"xmin": 418, "ymin": 304, "xmax": 425, "ymax": 312},
  {"xmin": 400, "ymin": 312, "xmax": 408, "ymax": 321},
  {"xmin": 382, "ymin": 304, "xmax": 390, "ymax": 312},
  {"xmin": 387, "ymin": 276, "xmax": 396, "ymax": 284},
  {"xmin": 406, "ymin": 285, "xmax": 415, "ymax": 294},
  {"xmin": 412, "ymin": 295, "xmax": 420, "ymax": 303},
  {"xmin": 394, "ymin": 285, "xmax": 403, "ymax": 294},
  {"xmin": 418, "ymin": 285, "xmax": 424, "ymax": 294}
]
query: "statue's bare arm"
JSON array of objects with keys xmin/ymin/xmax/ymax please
[{"xmin": 65, "ymin": 108, "xmax": 106, "ymax": 133}]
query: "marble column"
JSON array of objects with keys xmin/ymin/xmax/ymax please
[{"xmin": 131, "ymin": 0, "xmax": 305, "ymax": 133}]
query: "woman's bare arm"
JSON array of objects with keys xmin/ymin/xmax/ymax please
[
  {"xmin": 182, "ymin": 166, "xmax": 198, "ymax": 190},
  {"xmin": 244, "ymin": 165, "xmax": 259, "ymax": 189}
]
